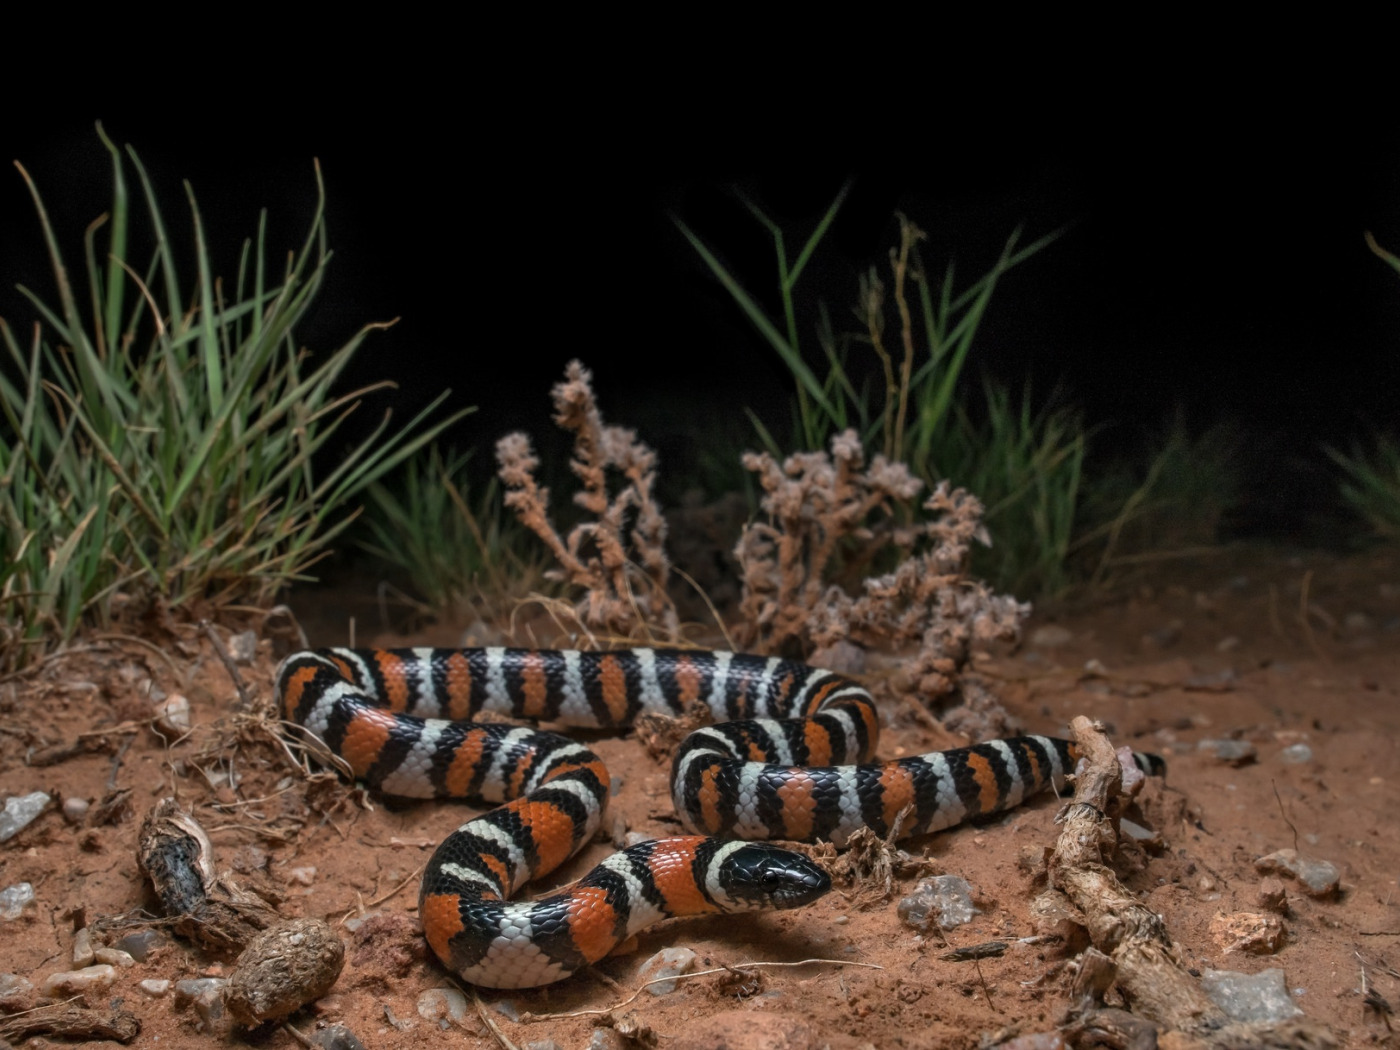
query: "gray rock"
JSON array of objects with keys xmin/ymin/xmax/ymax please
[
  {"xmin": 1201, "ymin": 968, "xmax": 1302, "ymax": 1022},
  {"xmin": 1277, "ymin": 743, "xmax": 1313, "ymax": 764},
  {"xmin": 174, "ymin": 977, "xmax": 227, "ymax": 1009},
  {"xmin": 0, "ymin": 791, "xmax": 51, "ymax": 843},
  {"xmin": 311, "ymin": 1025, "xmax": 369, "ymax": 1050},
  {"xmin": 0, "ymin": 971, "xmax": 35, "ymax": 1011},
  {"xmin": 1197, "ymin": 739, "xmax": 1258, "ymax": 765},
  {"xmin": 229, "ymin": 630, "xmax": 259, "ymax": 663},
  {"xmin": 175, "ymin": 977, "xmax": 229, "ymax": 1025},
  {"xmin": 0, "ymin": 882, "xmax": 35, "ymax": 921},
  {"xmin": 417, "ymin": 986, "xmax": 469, "ymax": 1025},
  {"xmin": 637, "ymin": 946, "xmax": 698, "ymax": 994},
  {"xmin": 118, "ymin": 930, "xmax": 163, "ymax": 961},
  {"xmin": 897, "ymin": 874, "xmax": 979, "ymax": 930},
  {"xmin": 1254, "ymin": 849, "xmax": 1340, "ymax": 897}
]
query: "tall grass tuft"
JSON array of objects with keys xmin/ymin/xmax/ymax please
[
  {"xmin": 676, "ymin": 190, "xmax": 1079, "ymax": 595},
  {"xmin": 0, "ymin": 125, "xmax": 469, "ymax": 670},
  {"xmin": 358, "ymin": 446, "xmax": 539, "ymax": 614},
  {"xmin": 1325, "ymin": 232, "xmax": 1400, "ymax": 539}
]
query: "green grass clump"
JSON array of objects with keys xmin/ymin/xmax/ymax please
[
  {"xmin": 1325, "ymin": 232, "xmax": 1400, "ymax": 540},
  {"xmin": 358, "ymin": 446, "xmax": 539, "ymax": 614},
  {"xmin": 675, "ymin": 187, "xmax": 1081, "ymax": 596},
  {"xmin": 1329, "ymin": 434, "xmax": 1400, "ymax": 539},
  {"xmin": 0, "ymin": 126, "xmax": 469, "ymax": 670}
]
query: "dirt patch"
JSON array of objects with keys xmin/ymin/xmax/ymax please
[{"xmin": 1, "ymin": 546, "xmax": 1397, "ymax": 1048}]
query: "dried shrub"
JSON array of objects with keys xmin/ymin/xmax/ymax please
[
  {"xmin": 735, "ymin": 429, "xmax": 1027, "ymax": 704},
  {"xmin": 496, "ymin": 361, "xmax": 678, "ymax": 640}
]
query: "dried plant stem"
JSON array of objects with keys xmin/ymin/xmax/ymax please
[{"xmin": 890, "ymin": 214, "xmax": 924, "ymax": 465}]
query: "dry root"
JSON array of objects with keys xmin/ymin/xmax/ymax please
[{"xmin": 1045, "ymin": 716, "xmax": 1337, "ymax": 1049}]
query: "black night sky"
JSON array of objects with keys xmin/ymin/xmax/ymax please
[{"xmin": 5, "ymin": 96, "xmax": 1398, "ymax": 541}]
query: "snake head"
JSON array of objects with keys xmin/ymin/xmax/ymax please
[{"xmin": 717, "ymin": 842, "xmax": 831, "ymax": 910}]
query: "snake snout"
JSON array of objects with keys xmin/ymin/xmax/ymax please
[{"xmin": 722, "ymin": 843, "xmax": 832, "ymax": 910}]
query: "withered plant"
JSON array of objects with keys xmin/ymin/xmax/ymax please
[
  {"xmin": 735, "ymin": 429, "xmax": 1027, "ymax": 704},
  {"xmin": 496, "ymin": 361, "xmax": 678, "ymax": 641}
]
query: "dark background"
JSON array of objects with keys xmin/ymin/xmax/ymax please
[{"xmin": 5, "ymin": 102, "xmax": 1398, "ymax": 541}]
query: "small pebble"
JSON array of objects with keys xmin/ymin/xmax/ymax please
[
  {"xmin": 1196, "ymin": 739, "xmax": 1257, "ymax": 765},
  {"xmin": 0, "ymin": 972, "xmax": 35, "ymax": 1011},
  {"xmin": 1030, "ymin": 625, "xmax": 1073, "ymax": 649},
  {"xmin": 94, "ymin": 947, "xmax": 136, "ymax": 968},
  {"xmin": 310, "ymin": 1024, "xmax": 368, "ymax": 1050},
  {"xmin": 1216, "ymin": 635, "xmax": 1241, "ymax": 653},
  {"xmin": 897, "ymin": 874, "xmax": 978, "ymax": 930},
  {"xmin": 117, "ymin": 930, "xmax": 163, "ymax": 961},
  {"xmin": 153, "ymin": 694, "xmax": 191, "ymax": 737},
  {"xmin": 0, "ymin": 791, "xmax": 51, "ymax": 843},
  {"xmin": 139, "ymin": 978, "xmax": 172, "ymax": 997},
  {"xmin": 589, "ymin": 1029, "xmax": 629, "ymax": 1050},
  {"xmin": 229, "ymin": 630, "xmax": 259, "ymax": 664},
  {"xmin": 1256, "ymin": 876, "xmax": 1288, "ymax": 912},
  {"xmin": 1120, "ymin": 818, "xmax": 1163, "ymax": 850},
  {"xmin": 636, "ymin": 946, "xmax": 698, "ymax": 995},
  {"xmin": 341, "ymin": 912, "xmax": 381, "ymax": 933},
  {"xmin": 62, "ymin": 797, "xmax": 91, "ymax": 824},
  {"xmin": 526, "ymin": 1041, "xmax": 567, "ymax": 1050},
  {"xmin": 1277, "ymin": 743, "xmax": 1313, "ymax": 764},
  {"xmin": 1201, "ymin": 968, "xmax": 1302, "ymax": 1022},
  {"xmin": 1254, "ymin": 849, "xmax": 1340, "ymax": 897},
  {"xmin": 287, "ymin": 866, "xmax": 318, "ymax": 886},
  {"xmin": 174, "ymin": 977, "xmax": 227, "ymax": 1008},
  {"xmin": 624, "ymin": 831, "xmax": 652, "ymax": 847},
  {"xmin": 174, "ymin": 978, "xmax": 227, "ymax": 1024},
  {"xmin": 493, "ymin": 999, "xmax": 523, "ymax": 1022},
  {"xmin": 416, "ymin": 986, "xmax": 469, "ymax": 1025},
  {"xmin": 72, "ymin": 927, "xmax": 96, "ymax": 967},
  {"xmin": 0, "ymin": 882, "xmax": 36, "ymax": 921},
  {"xmin": 41, "ymin": 964, "xmax": 118, "ymax": 998}
]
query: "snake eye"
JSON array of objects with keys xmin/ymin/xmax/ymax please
[{"xmin": 760, "ymin": 866, "xmax": 781, "ymax": 890}]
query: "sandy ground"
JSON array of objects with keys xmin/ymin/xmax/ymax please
[{"xmin": 1, "ymin": 545, "xmax": 1397, "ymax": 1048}]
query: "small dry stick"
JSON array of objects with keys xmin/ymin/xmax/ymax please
[
  {"xmin": 472, "ymin": 990, "xmax": 520, "ymax": 1050},
  {"xmin": 201, "ymin": 621, "xmax": 252, "ymax": 708}
]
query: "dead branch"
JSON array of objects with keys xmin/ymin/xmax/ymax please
[{"xmin": 1047, "ymin": 716, "xmax": 1337, "ymax": 1049}]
